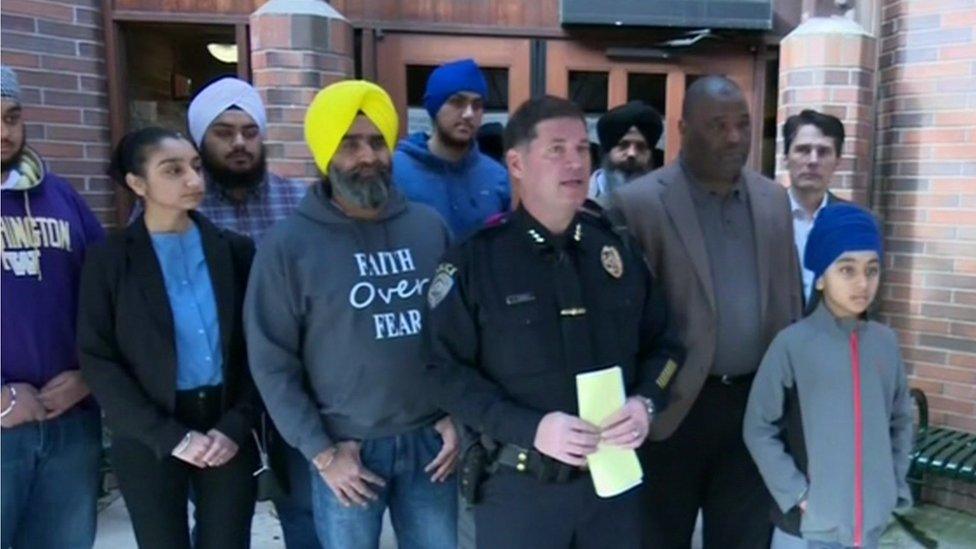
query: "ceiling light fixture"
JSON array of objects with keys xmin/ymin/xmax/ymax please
[{"xmin": 207, "ymin": 43, "xmax": 238, "ymax": 64}]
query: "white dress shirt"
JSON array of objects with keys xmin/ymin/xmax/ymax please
[{"xmin": 790, "ymin": 189, "xmax": 829, "ymax": 303}]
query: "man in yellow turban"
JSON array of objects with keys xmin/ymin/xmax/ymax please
[{"xmin": 246, "ymin": 79, "xmax": 460, "ymax": 549}]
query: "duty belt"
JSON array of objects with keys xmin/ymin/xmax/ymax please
[{"xmin": 489, "ymin": 443, "xmax": 586, "ymax": 483}]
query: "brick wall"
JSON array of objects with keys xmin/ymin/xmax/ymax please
[
  {"xmin": 1, "ymin": 0, "xmax": 114, "ymax": 225},
  {"xmin": 876, "ymin": 0, "xmax": 976, "ymax": 515},
  {"xmin": 876, "ymin": 0, "xmax": 976, "ymax": 436}
]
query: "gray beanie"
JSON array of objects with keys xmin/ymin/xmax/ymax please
[{"xmin": 1, "ymin": 66, "xmax": 22, "ymax": 103}]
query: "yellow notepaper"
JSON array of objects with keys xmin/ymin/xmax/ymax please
[{"xmin": 576, "ymin": 366, "xmax": 644, "ymax": 498}]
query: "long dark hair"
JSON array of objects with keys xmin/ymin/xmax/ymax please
[{"xmin": 108, "ymin": 127, "xmax": 188, "ymax": 192}]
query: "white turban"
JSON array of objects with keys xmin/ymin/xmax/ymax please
[{"xmin": 187, "ymin": 77, "xmax": 267, "ymax": 148}]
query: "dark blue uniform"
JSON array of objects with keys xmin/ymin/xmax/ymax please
[{"xmin": 424, "ymin": 203, "xmax": 684, "ymax": 549}]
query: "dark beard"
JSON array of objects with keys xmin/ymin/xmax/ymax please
[
  {"xmin": 328, "ymin": 163, "xmax": 392, "ymax": 211},
  {"xmin": 434, "ymin": 120, "xmax": 473, "ymax": 150},
  {"xmin": 1, "ymin": 142, "xmax": 25, "ymax": 174},
  {"xmin": 200, "ymin": 143, "xmax": 267, "ymax": 200}
]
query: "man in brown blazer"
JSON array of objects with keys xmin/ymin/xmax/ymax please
[{"xmin": 610, "ymin": 76, "xmax": 803, "ymax": 549}]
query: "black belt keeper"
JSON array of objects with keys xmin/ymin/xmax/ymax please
[{"xmin": 492, "ymin": 443, "xmax": 584, "ymax": 483}]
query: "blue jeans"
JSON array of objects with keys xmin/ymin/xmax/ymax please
[
  {"xmin": 1, "ymin": 406, "xmax": 102, "ymax": 549},
  {"xmin": 309, "ymin": 425, "xmax": 457, "ymax": 549}
]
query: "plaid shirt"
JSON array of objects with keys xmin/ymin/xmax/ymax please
[{"xmin": 196, "ymin": 172, "xmax": 307, "ymax": 243}]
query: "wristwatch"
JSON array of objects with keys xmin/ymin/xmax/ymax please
[{"xmin": 638, "ymin": 395, "xmax": 655, "ymax": 419}]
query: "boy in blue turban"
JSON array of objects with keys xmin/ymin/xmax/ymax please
[{"xmin": 744, "ymin": 204, "xmax": 913, "ymax": 549}]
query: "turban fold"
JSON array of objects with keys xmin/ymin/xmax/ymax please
[
  {"xmin": 597, "ymin": 101, "xmax": 663, "ymax": 154},
  {"xmin": 423, "ymin": 59, "xmax": 488, "ymax": 120},
  {"xmin": 1, "ymin": 66, "xmax": 21, "ymax": 103},
  {"xmin": 187, "ymin": 77, "xmax": 266, "ymax": 148},
  {"xmin": 304, "ymin": 80, "xmax": 398, "ymax": 174},
  {"xmin": 804, "ymin": 204, "xmax": 882, "ymax": 281}
]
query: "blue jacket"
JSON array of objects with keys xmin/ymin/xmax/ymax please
[{"xmin": 393, "ymin": 132, "xmax": 510, "ymax": 241}]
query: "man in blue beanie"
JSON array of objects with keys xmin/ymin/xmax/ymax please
[{"xmin": 393, "ymin": 59, "xmax": 510, "ymax": 240}]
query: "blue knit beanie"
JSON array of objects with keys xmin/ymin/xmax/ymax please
[
  {"xmin": 804, "ymin": 204, "xmax": 883, "ymax": 281},
  {"xmin": 423, "ymin": 59, "xmax": 488, "ymax": 119}
]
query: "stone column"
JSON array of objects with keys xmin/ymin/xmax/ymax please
[
  {"xmin": 776, "ymin": 15, "xmax": 877, "ymax": 204},
  {"xmin": 250, "ymin": 0, "xmax": 354, "ymax": 181}
]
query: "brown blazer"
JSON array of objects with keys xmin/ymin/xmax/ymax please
[{"xmin": 611, "ymin": 162, "xmax": 803, "ymax": 440}]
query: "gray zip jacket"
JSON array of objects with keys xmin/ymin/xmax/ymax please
[
  {"xmin": 244, "ymin": 183, "xmax": 450, "ymax": 461},
  {"xmin": 743, "ymin": 303, "xmax": 913, "ymax": 546}
]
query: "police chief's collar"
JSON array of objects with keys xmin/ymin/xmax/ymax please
[{"xmin": 513, "ymin": 206, "xmax": 583, "ymax": 253}]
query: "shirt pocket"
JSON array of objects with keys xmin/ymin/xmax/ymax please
[{"xmin": 480, "ymin": 302, "xmax": 560, "ymax": 379}]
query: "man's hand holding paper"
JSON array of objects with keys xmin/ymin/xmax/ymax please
[
  {"xmin": 600, "ymin": 396, "xmax": 651, "ymax": 450},
  {"xmin": 534, "ymin": 411, "xmax": 601, "ymax": 467}
]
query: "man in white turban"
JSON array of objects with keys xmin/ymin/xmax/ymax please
[
  {"xmin": 185, "ymin": 76, "xmax": 307, "ymax": 242},
  {"xmin": 186, "ymin": 76, "xmax": 318, "ymax": 549}
]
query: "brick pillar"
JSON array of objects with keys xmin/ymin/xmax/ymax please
[
  {"xmin": 776, "ymin": 16, "xmax": 877, "ymax": 204},
  {"xmin": 250, "ymin": 0, "xmax": 354, "ymax": 182}
]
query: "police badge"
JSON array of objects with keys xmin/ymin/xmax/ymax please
[
  {"xmin": 601, "ymin": 245, "xmax": 624, "ymax": 278},
  {"xmin": 427, "ymin": 263, "xmax": 457, "ymax": 309}
]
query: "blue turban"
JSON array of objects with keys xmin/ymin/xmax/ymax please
[
  {"xmin": 423, "ymin": 59, "xmax": 488, "ymax": 119},
  {"xmin": 804, "ymin": 204, "xmax": 882, "ymax": 281}
]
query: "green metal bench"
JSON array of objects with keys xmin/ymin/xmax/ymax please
[
  {"xmin": 908, "ymin": 388, "xmax": 976, "ymax": 499},
  {"xmin": 893, "ymin": 389, "xmax": 976, "ymax": 548}
]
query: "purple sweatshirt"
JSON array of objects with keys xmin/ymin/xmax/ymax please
[{"xmin": 1, "ymin": 148, "xmax": 105, "ymax": 390}]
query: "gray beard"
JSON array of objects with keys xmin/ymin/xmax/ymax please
[
  {"xmin": 329, "ymin": 164, "xmax": 391, "ymax": 211},
  {"xmin": 601, "ymin": 169, "xmax": 631, "ymax": 194}
]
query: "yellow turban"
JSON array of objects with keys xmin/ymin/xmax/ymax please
[{"xmin": 304, "ymin": 80, "xmax": 399, "ymax": 174}]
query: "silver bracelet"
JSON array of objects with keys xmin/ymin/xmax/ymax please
[
  {"xmin": 0, "ymin": 385, "xmax": 17, "ymax": 419},
  {"xmin": 172, "ymin": 432, "xmax": 193, "ymax": 455}
]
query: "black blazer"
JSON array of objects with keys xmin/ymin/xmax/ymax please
[{"xmin": 78, "ymin": 211, "xmax": 259, "ymax": 460}]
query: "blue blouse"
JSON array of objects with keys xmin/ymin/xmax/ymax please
[{"xmin": 150, "ymin": 222, "xmax": 223, "ymax": 390}]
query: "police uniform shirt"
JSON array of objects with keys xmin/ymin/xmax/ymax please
[{"xmin": 424, "ymin": 204, "xmax": 684, "ymax": 450}]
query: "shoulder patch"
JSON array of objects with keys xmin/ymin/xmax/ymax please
[{"xmin": 427, "ymin": 262, "xmax": 457, "ymax": 309}]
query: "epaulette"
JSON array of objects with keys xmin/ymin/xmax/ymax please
[
  {"xmin": 580, "ymin": 197, "xmax": 636, "ymax": 256},
  {"xmin": 578, "ymin": 198, "xmax": 614, "ymax": 230}
]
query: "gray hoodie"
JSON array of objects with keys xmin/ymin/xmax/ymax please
[
  {"xmin": 244, "ymin": 183, "xmax": 450, "ymax": 461},
  {"xmin": 743, "ymin": 303, "xmax": 913, "ymax": 546}
]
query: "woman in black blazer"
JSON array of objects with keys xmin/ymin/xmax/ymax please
[{"xmin": 78, "ymin": 127, "xmax": 258, "ymax": 549}]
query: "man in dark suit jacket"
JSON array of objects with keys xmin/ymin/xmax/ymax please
[
  {"xmin": 782, "ymin": 109, "xmax": 849, "ymax": 312},
  {"xmin": 610, "ymin": 76, "xmax": 803, "ymax": 548}
]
